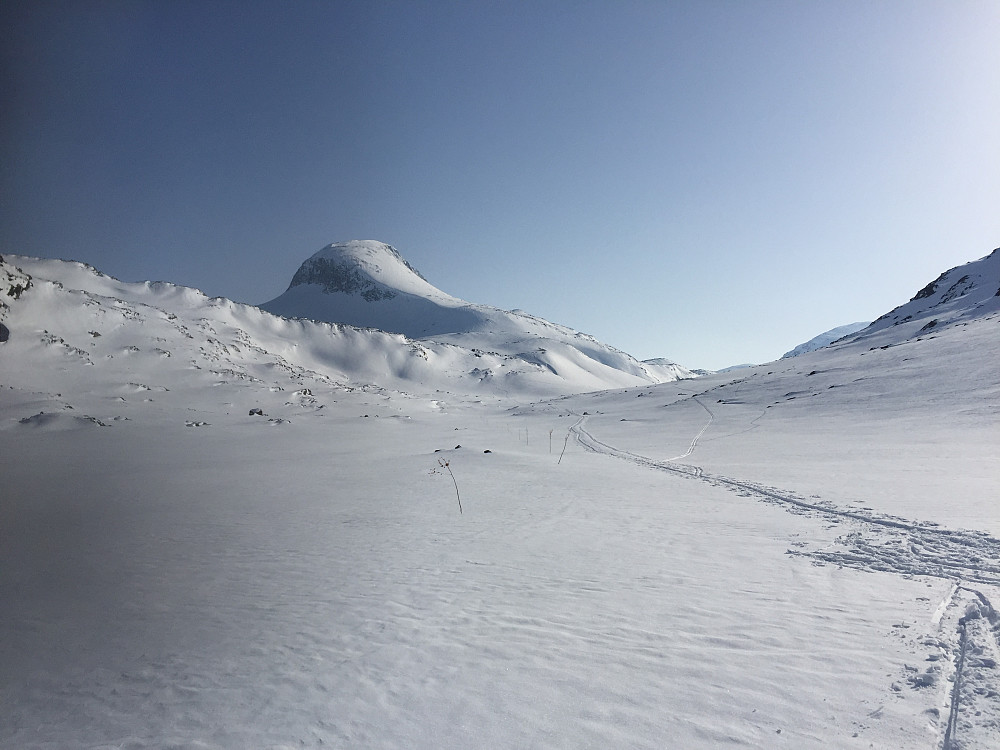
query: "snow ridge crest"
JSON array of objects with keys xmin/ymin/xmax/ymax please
[{"xmin": 863, "ymin": 246, "xmax": 1000, "ymax": 338}]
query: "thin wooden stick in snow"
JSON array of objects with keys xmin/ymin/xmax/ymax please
[
  {"xmin": 438, "ymin": 458, "xmax": 462, "ymax": 514},
  {"xmin": 558, "ymin": 432, "xmax": 571, "ymax": 464}
]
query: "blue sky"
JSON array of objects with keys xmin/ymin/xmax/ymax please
[{"xmin": 3, "ymin": 1, "xmax": 998, "ymax": 370}]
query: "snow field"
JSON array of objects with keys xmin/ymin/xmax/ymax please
[
  {"xmin": 2, "ymin": 251, "xmax": 999, "ymax": 748},
  {"xmin": 0, "ymin": 397, "xmax": 977, "ymax": 749}
]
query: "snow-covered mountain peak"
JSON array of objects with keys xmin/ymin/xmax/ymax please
[
  {"xmin": 262, "ymin": 241, "xmax": 695, "ymax": 387},
  {"xmin": 285, "ymin": 240, "xmax": 457, "ymax": 304},
  {"xmin": 907, "ymin": 246, "xmax": 999, "ymax": 306}
]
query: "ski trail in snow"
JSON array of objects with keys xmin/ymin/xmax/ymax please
[
  {"xmin": 665, "ymin": 396, "xmax": 714, "ymax": 461},
  {"xmin": 932, "ymin": 582, "xmax": 960, "ymax": 629},
  {"xmin": 944, "ymin": 608, "xmax": 971, "ymax": 750},
  {"xmin": 568, "ymin": 415, "xmax": 1000, "ymax": 748},
  {"xmin": 569, "ymin": 416, "xmax": 1000, "ymax": 585},
  {"xmin": 941, "ymin": 587, "xmax": 1000, "ymax": 750}
]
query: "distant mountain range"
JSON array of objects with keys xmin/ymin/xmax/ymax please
[
  {"xmin": 2, "ymin": 243, "xmax": 996, "ymax": 402},
  {"xmin": 0, "ymin": 242, "xmax": 692, "ymax": 400}
]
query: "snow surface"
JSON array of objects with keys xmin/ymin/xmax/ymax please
[
  {"xmin": 640, "ymin": 357, "xmax": 695, "ymax": 382},
  {"xmin": 1, "ymin": 250, "xmax": 999, "ymax": 749}
]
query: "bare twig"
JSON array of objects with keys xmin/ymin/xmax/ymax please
[
  {"xmin": 438, "ymin": 458, "xmax": 462, "ymax": 514},
  {"xmin": 558, "ymin": 432, "xmax": 571, "ymax": 464}
]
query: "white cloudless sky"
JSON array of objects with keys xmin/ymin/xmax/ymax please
[{"xmin": 2, "ymin": 1, "xmax": 998, "ymax": 370}]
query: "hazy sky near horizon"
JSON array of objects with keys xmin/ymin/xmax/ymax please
[{"xmin": 3, "ymin": 1, "xmax": 999, "ymax": 370}]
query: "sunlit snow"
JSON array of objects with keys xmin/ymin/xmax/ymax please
[{"xmin": 1, "ymin": 247, "xmax": 998, "ymax": 749}]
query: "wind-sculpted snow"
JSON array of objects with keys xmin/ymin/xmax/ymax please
[
  {"xmin": 2, "ymin": 248, "xmax": 999, "ymax": 749},
  {"xmin": 541, "ymin": 308, "xmax": 999, "ymax": 748},
  {"xmin": 567, "ymin": 412, "xmax": 1000, "ymax": 746},
  {"xmin": 570, "ymin": 413, "xmax": 1000, "ymax": 583}
]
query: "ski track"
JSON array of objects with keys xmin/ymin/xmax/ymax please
[
  {"xmin": 664, "ymin": 396, "xmax": 714, "ymax": 461},
  {"xmin": 943, "ymin": 610, "xmax": 970, "ymax": 750},
  {"xmin": 568, "ymin": 413, "xmax": 1000, "ymax": 749}
]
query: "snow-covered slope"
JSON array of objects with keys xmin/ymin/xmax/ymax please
[
  {"xmin": 2, "ymin": 247, "xmax": 999, "ymax": 750},
  {"xmin": 262, "ymin": 241, "xmax": 695, "ymax": 386},
  {"xmin": 262, "ymin": 240, "xmax": 474, "ymax": 335},
  {"xmin": 781, "ymin": 321, "xmax": 870, "ymax": 358},
  {"xmin": 776, "ymin": 248, "xmax": 998, "ymax": 360},
  {"xmin": 855, "ymin": 246, "xmax": 1000, "ymax": 342},
  {"xmin": 0, "ymin": 254, "xmax": 677, "ymax": 400},
  {"xmin": 640, "ymin": 357, "xmax": 695, "ymax": 381}
]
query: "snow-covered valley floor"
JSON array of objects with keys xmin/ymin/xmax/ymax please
[{"xmin": 2, "ymin": 257, "xmax": 998, "ymax": 749}]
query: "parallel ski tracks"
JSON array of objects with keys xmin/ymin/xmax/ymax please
[
  {"xmin": 569, "ymin": 415, "xmax": 1000, "ymax": 586},
  {"xmin": 664, "ymin": 396, "xmax": 714, "ymax": 461},
  {"xmin": 566, "ymin": 413, "xmax": 1000, "ymax": 749},
  {"xmin": 943, "ymin": 612, "xmax": 970, "ymax": 750}
]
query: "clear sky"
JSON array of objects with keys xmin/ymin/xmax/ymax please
[{"xmin": 3, "ymin": 1, "xmax": 998, "ymax": 370}]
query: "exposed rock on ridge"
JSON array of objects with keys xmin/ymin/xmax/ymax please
[
  {"xmin": 858, "ymin": 247, "xmax": 1000, "ymax": 341},
  {"xmin": 290, "ymin": 257, "xmax": 399, "ymax": 301},
  {"xmin": 286, "ymin": 241, "xmax": 429, "ymax": 302}
]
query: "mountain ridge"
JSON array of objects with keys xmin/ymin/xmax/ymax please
[
  {"xmin": 856, "ymin": 247, "xmax": 1000, "ymax": 341},
  {"xmin": 262, "ymin": 241, "xmax": 695, "ymax": 386},
  {"xmin": 0, "ymin": 252, "xmax": 684, "ymax": 400},
  {"xmin": 782, "ymin": 322, "xmax": 870, "ymax": 359}
]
